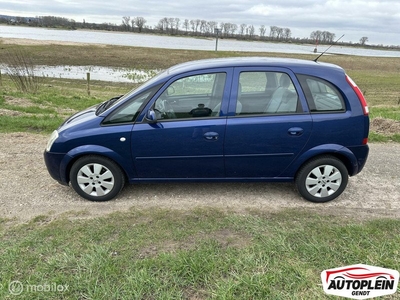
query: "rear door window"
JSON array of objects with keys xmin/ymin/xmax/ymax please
[
  {"xmin": 237, "ymin": 71, "xmax": 300, "ymax": 115},
  {"xmin": 297, "ymin": 74, "xmax": 345, "ymax": 112}
]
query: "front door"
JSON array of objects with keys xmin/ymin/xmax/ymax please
[{"xmin": 131, "ymin": 70, "xmax": 231, "ymax": 179}]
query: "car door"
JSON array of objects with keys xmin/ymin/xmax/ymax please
[
  {"xmin": 131, "ymin": 69, "xmax": 232, "ymax": 179},
  {"xmin": 224, "ymin": 67, "xmax": 313, "ymax": 178}
]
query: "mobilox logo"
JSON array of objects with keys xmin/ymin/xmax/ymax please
[{"xmin": 321, "ymin": 264, "xmax": 399, "ymax": 299}]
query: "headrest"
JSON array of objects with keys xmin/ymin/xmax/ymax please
[{"xmin": 279, "ymin": 74, "xmax": 291, "ymax": 88}]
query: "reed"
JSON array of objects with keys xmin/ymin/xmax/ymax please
[{"xmin": 2, "ymin": 46, "xmax": 41, "ymax": 93}]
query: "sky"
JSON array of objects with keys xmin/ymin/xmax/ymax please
[{"xmin": 1, "ymin": 0, "xmax": 399, "ymax": 46}]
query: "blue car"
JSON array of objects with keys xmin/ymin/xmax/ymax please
[{"xmin": 44, "ymin": 57, "xmax": 369, "ymax": 203}]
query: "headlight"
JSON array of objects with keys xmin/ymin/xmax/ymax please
[{"xmin": 46, "ymin": 130, "xmax": 59, "ymax": 152}]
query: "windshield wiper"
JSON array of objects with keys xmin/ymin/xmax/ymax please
[{"xmin": 95, "ymin": 95, "xmax": 123, "ymax": 115}]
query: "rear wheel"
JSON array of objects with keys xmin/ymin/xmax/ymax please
[
  {"xmin": 296, "ymin": 156, "xmax": 348, "ymax": 203},
  {"xmin": 70, "ymin": 155, "xmax": 125, "ymax": 201}
]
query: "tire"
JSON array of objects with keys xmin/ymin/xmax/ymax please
[
  {"xmin": 295, "ymin": 156, "xmax": 348, "ymax": 203},
  {"xmin": 70, "ymin": 155, "xmax": 125, "ymax": 201}
]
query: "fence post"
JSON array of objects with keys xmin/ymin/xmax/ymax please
[
  {"xmin": 0, "ymin": 69, "xmax": 2, "ymax": 87},
  {"xmin": 86, "ymin": 72, "xmax": 90, "ymax": 96}
]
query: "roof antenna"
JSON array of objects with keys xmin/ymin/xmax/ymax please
[{"xmin": 314, "ymin": 34, "xmax": 345, "ymax": 62}]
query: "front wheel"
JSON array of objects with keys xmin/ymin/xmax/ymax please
[
  {"xmin": 70, "ymin": 155, "xmax": 125, "ymax": 201},
  {"xmin": 295, "ymin": 156, "xmax": 348, "ymax": 203}
]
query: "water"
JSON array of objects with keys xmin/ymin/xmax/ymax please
[
  {"xmin": 35, "ymin": 65, "xmax": 158, "ymax": 83},
  {"xmin": 1, "ymin": 65, "xmax": 159, "ymax": 83},
  {"xmin": 2, "ymin": 25, "xmax": 400, "ymax": 58}
]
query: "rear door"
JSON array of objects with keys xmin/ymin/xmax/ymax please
[{"xmin": 224, "ymin": 67, "xmax": 313, "ymax": 178}]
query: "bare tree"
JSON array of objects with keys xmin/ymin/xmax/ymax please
[
  {"xmin": 247, "ymin": 25, "xmax": 255, "ymax": 38},
  {"xmin": 190, "ymin": 20, "xmax": 195, "ymax": 33},
  {"xmin": 230, "ymin": 23, "xmax": 238, "ymax": 36},
  {"xmin": 168, "ymin": 18, "xmax": 175, "ymax": 34},
  {"xmin": 207, "ymin": 21, "xmax": 218, "ymax": 35},
  {"xmin": 122, "ymin": 16, "xmax": 130, "ymax": 31},
  {"xmin": 174, "ymin": 18, "xmax": 180, "ymax": 34},
  {"xmin": 259, "ymin": 25, "xmax": 266, "ymax": 39},
  {"xmin": 163, "ymin": 17, "xmax": 170, "ymax": 33},
  {"xmin": 326, "ymin": 31, "xmax": 336, "ymax": 43},
  {"xmin": 221, "ymin": 22, "xmax": 235, "ymax": 37},
  {"xmin": 183, "ymin": 19, "xmax": 189, "ymax": 33},
  {"xmin": 219, "ymin": 22, "xmax": 224, "ymax": 34},
  {"xmin": 131, "ymin": 19, "xmax": 135, "ymax": 31},
  {"xmin": 283, "ymin": 28, "xmax": 291, "ymax": 40},
  {"xmin": 310, "ymin": 30, "xmax": 335, "ymax": 43},
  {"xmin": 240, "ymin": 24, "xmax": 247, "ymax": 37},
  {"xmin": 310, "ymin": 30, "xmax": 322, "ymax": 42},
  {"xmin": 222, "ymin": 23, "xmax": 230, "ymax": 37},
  {"xmin": 195, "ymin": 19, "xmax": 201, "ymax": 34},
  {"xmin": 200, "ymin": 20, "xmax": 207, "ymax": 35},
  {"xmin": 134, "ymin": 17, "xmax": 147, "ymax": 33},
  {"xmin": 270, "ymin": 26, "xmax": 278, "ymax": 39},
  {"xmin": 276, "ymin": 27, "xmax": 284, "ymax": 40},
  {"xmin": 156, "ymin": 18, "xmax": 167, "ymax": 32},
  {"xmin": 359, "ymin": 36, "xmax": 368, "ymax": 45}
]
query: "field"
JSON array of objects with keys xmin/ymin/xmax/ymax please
[{"xmin": 0, "ymin": 39, "xmax": 400, "ymax": 299}]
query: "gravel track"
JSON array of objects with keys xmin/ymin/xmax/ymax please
[{"xmin": 0, "ymin": 132, "xmax": 399, "ymax": 223}]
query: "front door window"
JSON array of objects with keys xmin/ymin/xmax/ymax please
[{"xmin": 153, "ymin": 73, "xmax": 227, "ymax": 120}]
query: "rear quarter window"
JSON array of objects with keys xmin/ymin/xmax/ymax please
[{"xmin": 297, "ymin": 74, "xmax": 345, "ymax": 112}]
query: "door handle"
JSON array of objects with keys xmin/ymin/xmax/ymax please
[
  {"xmin": 288, "ymin": 127, "xmax": 304, "ymax": 136},
  {"xmin": 204, "ymin": 132, "xmax": 219, "ymax": 140}
]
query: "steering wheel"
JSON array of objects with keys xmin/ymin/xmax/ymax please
[{"xmin": 156, "ymin": 99, "xmax": 176, "ymax": 119}]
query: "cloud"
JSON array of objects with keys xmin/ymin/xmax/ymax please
[{"xmin": 0, "ymin": 0, "xmax": 399, "ymax": 45}]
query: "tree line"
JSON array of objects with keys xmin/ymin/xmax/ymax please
[
  {"xmin": 0, "ymin": 14, "xmax": 385, "ymax": 47},
  {"xmin": 130, "ymin": 16, "xmax": 309, "ymax": 43}
]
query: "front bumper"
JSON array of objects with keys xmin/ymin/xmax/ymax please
[{"xmin": 43, "ymin": 150, "xmax": 69, "ymax": 185}]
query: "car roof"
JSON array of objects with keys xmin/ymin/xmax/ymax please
[{"xmin": 166, "ymin": 57, "xmax": 343, "ymax": 76}]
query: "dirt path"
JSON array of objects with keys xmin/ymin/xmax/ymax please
[{"xmin": 0, "ymin": 132, "xmax": 399, "ymax": 223}]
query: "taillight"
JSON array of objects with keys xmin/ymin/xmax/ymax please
[{"xmin": 346, "ymin": 75, "xmax": 369, "ymax": 115}]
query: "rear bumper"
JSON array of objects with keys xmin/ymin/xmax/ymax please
[{"xmin": 347, "ymin": 144, "xmax": 369, "ymax": 176}]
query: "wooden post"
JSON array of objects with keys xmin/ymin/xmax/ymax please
[
  {"xmin": 86, "ymin": 72, "xmax": 90, "ymax": 96},
  {"xmin": 0, "ymin": 69, "xmax": 2, "ymax": 87},
  {"xmin": 214, "ymin": 28, "xmax": 220, "ymax": 52}
]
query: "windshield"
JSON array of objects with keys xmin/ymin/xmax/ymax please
[
  {"xmin": 102, "ymin": 84, "xmax": 162, "ymax": 125},
  {"xmin": 105, "ymin": 69, "xmax": 168, "ymax": 111}
]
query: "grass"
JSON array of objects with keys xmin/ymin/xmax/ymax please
[
  {"xmin": 0, "ymin": 115, "xmax": 64, "ymax": 133},
  {"xmin": 368, "ymin": 106, "xmax": 400, "ymax": 142},
  {"xmin": 1, "ymin": 208, "xmax": 399, "ymax": 299},
  {"xmin": 0, "ymin": 77, "xmax": 133, "ymax": 133},
  {"xmin": 348, "ymin": 71, "xmax": 400, "ymax": 106},
  {"xmin": 368, "ymin": 132, "xmax": 400, "ymax": 143},
  {"xmin": 370, "ymin": 106, "xmax": 400, "ymax": 121}
]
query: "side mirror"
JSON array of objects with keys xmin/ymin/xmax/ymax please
[
  {"xmin": 146, "ymin": 109, "xmax": 158, "ymax": 123},
  {"xmin": 166, "ymin": 86, "xmax": 175, "ymax": 96}
]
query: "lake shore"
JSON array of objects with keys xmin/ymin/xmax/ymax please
[{"xmin": 0, "ymin": 37, "xmax": 108, "ymax": 46}]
